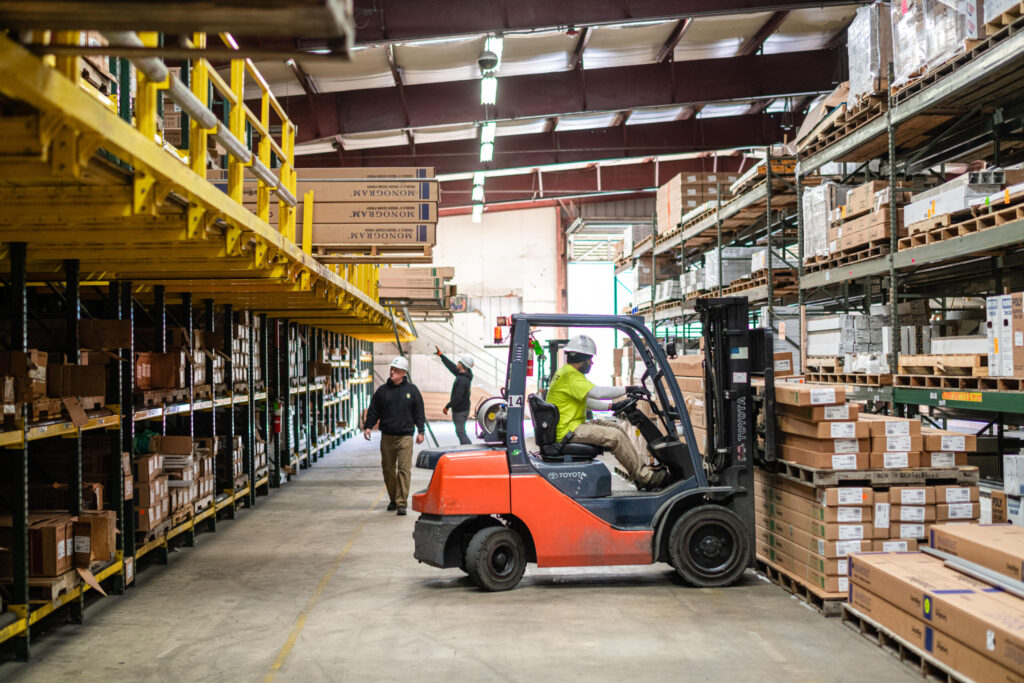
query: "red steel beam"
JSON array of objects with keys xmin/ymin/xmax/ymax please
[
  {"xmin": 736, "ymin": 10, "xmax": 790, "ymax": 56},
  {"xmin": 277, "ymin": 48, "xmax": 841, "ymax": 143},
  {"xmin": 295, "ymin": 112, "xmax": 801, "ymax": 175},
  {"xmin": 350, "ymin": 0, "xmax": 863, "ymax": 44}
]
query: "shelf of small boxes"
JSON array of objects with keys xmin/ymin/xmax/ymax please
[{"xmin": 756, "ymin": 383, "xmax": 980, "ymax": 607}]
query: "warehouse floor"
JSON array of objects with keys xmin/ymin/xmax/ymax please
[{"xmin": 6, "ymin": 424, "xmax": 916, "ymax": 681}]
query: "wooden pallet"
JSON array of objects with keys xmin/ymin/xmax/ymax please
[
  {"xmin": 798, "ymin": 97, "xmax": 887, "ymax": 157},
  {"xmin": 135, "ymin": 389, "xmax": 165, "ymax": 407},
  {"xmin": 194, "ymin": 494, "xmax": 214, "ymax": 513},
  {"xmin": 906, "ymin": 212, "xmax": 955, "ymax": 236},
  {"xmin": 755, "ymin": 557, "xmax": 845, "ymax": 617},
  {"xmin": 165, "ymin": 388, "xmax": 189, "ymax": 404},
  {"xmin": 768, "ymin": 459, "xmax": 979, "ymax": 487},
  {"xmin": 171, "ymin": 506, "xmax": 193, "ymax": 527},
  {"xmin": 314, "ymin": 244, "xmax": 433, "ymax": 265},
  {"xmin": 804, "ymin": 356, "xmax": 842, "ymax": 372},
  {"xmin": 804, "ymin": 242, "xmax": 889, "ymax": 274},
  {"xmin": 193, "ymin": 384, "xmax": 213, "ymax": 399},
  {"xmin": 894, "ymin": 374, "xmax": 1024, "ymax": 391},
  {"xmin": 654, "ymin": 299, "xmax": 683, "ymax": 314},
  {"xmin": 986, "ymin": 1, "xmax": 1024, "ymax": 35},
  {"xmin": 842, "ymin": 606, "xmax": 970, "ymax": 683},
  {"xmin": 804, "ymin": 372, "xmax": 893, "ymax": 386},
  {"xmin": 899, "ymin": 188, "xmax": 1024, "ymax": 250},
  {"xmin": 0, "ymin": 570, "xmax": 82, "ymax": 602},
  {"xmin": 686, "ymin": 270, "xmax": 797, "ymax": 301},
  {"xmin": 136, "ymin": 518, "xmax": 172, "ymax": 544},
  {"xmin": 897, "ymin": 354, "xmax": 987, "ymax": 376}
]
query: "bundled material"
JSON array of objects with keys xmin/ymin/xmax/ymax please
[
  {"xmin": 703, "ymin": 246, "xmax": 758, "ymax": 289},
  {"xmin": 847, "ymin": 2, "xmax": 893, "ymax": 106},
  {"xmin": 654, "ymin": 280, "xmax": 682, "ymax": 303},
  {"xmin": 802, "ymin": 182, "xmax": 851, "ymax": 262},
  {"xmin": 750, "ymin": 245, "xmax": 798, "ymax": 274},
  {"xmin": 891, "ymin": 0, "xmax": 982, "ymax": 87}
]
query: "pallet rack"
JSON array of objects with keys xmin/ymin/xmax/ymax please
[
  {"xmin": 624, "ymin": 12, "xmax": 1024, "ymax": 482},
  {"xmin": 0, "ymin": 33, "xmax": 405, "ymax": 659}
]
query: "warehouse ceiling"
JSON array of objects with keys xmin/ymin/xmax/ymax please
[{"xmin": 230, "ymin": 1, "xmax": 860, "ymax": 208}]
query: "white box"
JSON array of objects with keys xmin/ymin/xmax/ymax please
[
  {"xmin": 988, "ymin": 296, "xmax": 1001, "ymax": 376},
  {"xmin": 1005, "ymin": 454, "xmax": 1024, "ymax": 496},
  {"xmin": 1001, "ymin": 294, "xmax": 1015, "ymax": 377}
]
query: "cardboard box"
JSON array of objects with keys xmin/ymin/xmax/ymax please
[
  {"xmin": 28, "ymin": 515, "xmax": 71, "ymax": 576},
  {"xmin": 844, "ymin": 180, "xmax": 890, "ymax": 216},
  {"xmin": 928, "ymin": 524, "xmax": 1024, "ymax": 581},
  {"xmin": 778, "ymin": 403, "xmax": 861, "ymax": 422},
  {"xmin": 155, "ymin": 435, "xmax": 193, "ymax": 456},
  {"xmin": 869, "ymin": 451, "xmax": 921, "ymax": 469},
  {"xmin": 858, "ymin": 414, "xmax": 922, "ymax": 437},
  {"xmin": 993, "ymin": 490, "xmax": 1009, "ymax": 524},
  {"xmin": 773, "ymin": 352, "xmax": 794, "ymax": 377},
  {"xmin": 755, "ymin": 481, "xmax": 872, "ymax": 523},
  {"xmin": 133, "ymin": 453, "xmax": 163, "ymax": 483},
  {"xmin": 870, "ymin": 435, "xmax": 923, "ymax": 453},
  {"xmin": 922, "ymin": 429, "xmax": 977, "ymax": 453},
  {"xmin": 758, "ymin": 496, "xmax": 879, "ymax": 540},
  {"xmin": 134, "ymin": 475, "xmax": 168, "ymax": 506},
  {"xmin": 1013, "ymin": 291, "xmax": 1024, "ymax": 376},
  {"xmin": 1002, "ymin": 294, "xmax": 1015, "ymax": 377},
  {"xmin": 312, "ymin": 223, "xmax": 435, "ymax": 245},
  {"xmin": 924, "ymin": 451, "xmax": 968, "ymax": 467},
  {"xmin": 890, "ymin": 505, "xmax": 936, "ymax": 522},
  {"xmin": 889, "ymin": 522, "xmax": 927, "ymax": 540},
  {"xmin": 79, "ymin": 319, "xmax": 132, "ymax": 350},
  {"xmin": 774, "ymin": 383, "xmax": 845, "ymax": 406},
  {"xmin": 0, "ymin": 350, "xmax": 48, "ymax": 379},
  {"xmin": 779, "ymin": 434, "xmax": 869, "ymax": 454},
  {"xmin": 872, "ymin": 539, "xmax": 918, "ymax": 551},
  {"xmin": 936, "ymin": 502, "xmax": 980, "ymax": 521},
  {"xmin": 934, "ymin": 485, "xmax": 979, "ymax": 504},
  {"xmin": 849, "ymin": 551, "xmax": 1024, "ymax": 675},
  {"xmin": 674, "ymin": 376, "xmax": 705, "ymax": 393},
  {"xmin": 756, "ymin": 512, "xmax": 872, "ymax": 557},
  {"xmin": 245, "ymin": 178, "xmax": 438, "ymax": 204},
  {"xmin": 988, "ymin": 295, "xmax": 1001, "ymax": 376},
  {"xmin": 778, "ymin": 444, "xmax": 868, "ymax": 470},
  {"xmin": 847, "ymin": 583, "xmax": 1021, "ymax": 683},
  {"xmin": 667, "ymin": 355, "xmax": 703, "ymax": 377},
  {"xmin": 756, "ymin": 540, "xmax": 848, "ymax": 594},
  {"xmin": 888, "ymin": 486, "xmax": 935, "ymax": 505},
  {"xmin": 46, "ymin": 364, "xmax": 107, "ymax": 398},
  {"xmin": 680, "ymin": 391, "xmax": 705, "ymax": 429},
  {"xmin": 755, "ymin": 525, "xmax": 849, "ymax": 576},
  {"xmin": 753, "ymin": 469, "xmax": 873, "ymax": 506},
  {"xmin": 778, "ymin": 416, "xmax": 868, "ymax": 439},
  {"xmin": 136, "ymin": 504, "xmax": 163, "ymax": 531},
  {"xmin": 72, "ymin": 520, "xmax": 92, "ymax": 568},
  {"xmin": 296, "ymin": 166, "xmax": 434, "ymax": 179},
  {"xmin": 1007, "ymin": 454, "xmax": 1024, "ymax": 495}
]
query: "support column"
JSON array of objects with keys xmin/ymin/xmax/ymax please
[
  {"xmin": 9, "ymin": 244, "xmax": 30, "ymax": 660},
  {"xmin": 106, "ymin": 282, "xmax": 126, "ymax": 595},
  {"xmin": 203, "ymin": 299, "xmax": 217, "ymax": 532},
  {"xmin": 182, "ymin": 292, "xmax": 196, "ymax": 548},
  {"xmin": 223, "ymin": 304, "xmax": 236, "ymax": 518},
  {"xmin": 120, "ymin": 281, "xmax": 137, "ymax": 567},
  {"xmin": 64, "ymin": 259, "xmax": 85, "ymax": 623}
]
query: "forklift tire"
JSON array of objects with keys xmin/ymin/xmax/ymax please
[
  {"xmin": 668, "ymin": 505, "xmax": 749, "ymax": 588},
  {"xmin": 464, "ymin": 526, "xmax": 527, "ymax": 592}
]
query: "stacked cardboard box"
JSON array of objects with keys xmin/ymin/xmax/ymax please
[
  {"xmin": 157, "ymin": 435, "xmax": 198, "ymax": 515},
  {"xmin": 848, "ymin": 533, "xmax": 1024, "ymax": 681},
  {"xmin": 133, "ymin": 452, "xmax": 168, "ymax": 532},
  {"xmin": 193, "ymin": 438, "xmax": 217, "ymax": 502},
  {"xmin": 775, "ymin": 384, "xmax": 866, "ymax": 469},
  {"xmin": 161, "ymin": 67, "xmax": 183, "ymax": 146},
  {"xmin": 135, "ymin": 349, "xmax": 190, "ymax": 391},
  {"xmin": 229, "ymin": 311, "xmax": 262, "ymax": 387},
  {"xmin": 215, "ymin": 435, "xmax": 245, "ymax": 485},
  {"xmin": 377, "ymin": 266, "xmax": 456, "ymax": 305},
  {"xmin": 668, "ymin": 355, "xmax": 706, "ymax": 455},
  {"xmin": 827, "ymin": 180, "xmax": 909, "ymax": 254},
  {"xmin": 655, "ymin": 172, "xmax": 739, "ymax": 235},
  {"xmin": 0, "ymin": 350, "xmax": 50, "ymax": 423}
]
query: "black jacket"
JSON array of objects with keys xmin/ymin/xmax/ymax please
[
  {"xmin": 364, "ymin": 377, "xmax": 426, "ymax": 436},
  {"xmin": 440, "ymin": 354, "xmax": 473, "ymax": 413}
]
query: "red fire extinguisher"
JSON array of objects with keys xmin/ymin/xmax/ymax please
[
  {"xmin": 527, "ymin": 357, "xmax": 534, "ymax": 377},
  {"xmin": 271, "ymin": 400, "xmax": 282, "ymax": 434}
]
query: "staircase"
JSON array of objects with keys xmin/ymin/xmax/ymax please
[
  {"xmin": 410, "ymin": 321, "xmax": 507, "ymax": 396},
  {"xmin": 422, "ymin": 387, "xmax": 493, "ymax": 420}
]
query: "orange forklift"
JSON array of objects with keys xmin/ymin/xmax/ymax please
[{"xmin": 411, "ymin": 298, "xmax": 777, "ymax": 591}]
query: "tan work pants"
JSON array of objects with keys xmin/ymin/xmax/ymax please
[
  {"xmin": 380, "ymin": 434, "xmax": 413, "ymax": 506},
  {"xmin": 572, "ymin": 419, "xmax": 657, "ymax": 486}
]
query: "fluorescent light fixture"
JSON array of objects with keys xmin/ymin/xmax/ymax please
[
  {"xmin": 472, "ymin": 171, "xmax": 485, "ymax": 185},
  {"xmin": 479, "ymin": 142, "xmax": 494, "ymax": 162},
  {"xmin": 480, "ymin": 76, "xmax": 498, "ymax": 105},
  {"xmin": 485, "ymin": 36, "xmax": 504, "ymax": 66},
  {"xmin": 480, "ymin": 121, "xmax": 496, "ymax": 144},
  {"xmin": 471, "ymin": 185, "xmax": 485, "ymax": 202},
  {"xmin": 472, "ymin": 204, "xmax": 483, "ymax": 222}
]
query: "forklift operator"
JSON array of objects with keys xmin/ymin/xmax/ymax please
[{"xmin": 545, "ymin": 335, "xmax": 668, "ymax": 491}]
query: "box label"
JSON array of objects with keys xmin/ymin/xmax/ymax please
[
  {"xmin": 835, "ymin": 540, "xmax": 862, "ymax": 556},
  {"xmin": 944, "ymin": 488, "xmax": 971, "ymax": 503},
  {"xmin": 57, "ymin": 539, "xmax": 66, "ymax": 560},
  {"xmin": 837, "ymin": 507, "xmax": 863, "ymax": 523},
  {"xmin": 732, "ymin": 372, "xmax": 748, "ymax": 384},
  {"xmin": 824, "ymin": 405, "xmax": 850, "ymax": 420},
  {"xmin": 899, "ymin": 488, "xmax": 926, "ymax": 505},
  {"xmin": 930, "ymin": 452, "xmax": 955, "ymax": 467},
  {"xmin": 948, "ymin": 503, "xmax": 974, "ymax": 519},
  {"xmin": 899, "ymin": 523, "xmax": 925, "ymax": 539},
  {"xmin": 774, "ymin": 359, "xmax": 791, "ymax": 372},
  {"xmin": 830, "ymin": 422, "xmax": 857, "ymax": 438},
  {"xmin": 838, "ymin": 525, "xmax": 865, "ymax": 540},
  {"xmin": 833, "ymin": 439, "xmax": 860, "ymax": 453},
  {"xmin": 941, "ymin": 435, "xmax": 966, "ymax": 451},
  {"xmin": 837, "ymin": 488, "xmax": 864, "ymax": 505},
  {"xmin": 837, "ymin": 559, "xmax": 849, "ymax": 575},
  {"xmin": 882, "ymin": 540, "xmax": 908, "ymax": 551},
  {"xmin": 874, "ymin": 503, "xmax": 890, "ymax": 528},
  {"xmin": 899, "ymin": 506, "xmax": 926, "ymax": 522},
  {"xmin": 810, "ymin": 388, "xmax": 836, "ymax": 405},
  {"xmin": 884, "ymin": 436, "xmax": 912, "ymax": 452},
  {"xmin": 832, "ymin": 454, "xmax": 858, "ymax": 470},
  {"xmin": 838, "ymin": 577, "xmax": 849, "ymax": 592},
  {"xmin": 885, "ymin": 421, "xmax": 910, "ymax": 436},
  {"xmin": 75, "ymin": 535, "xmax": 90, "ymax": 553},
  {"xmin": 884, "ymin": 452, "xmax": 910, "ymax": 469}
]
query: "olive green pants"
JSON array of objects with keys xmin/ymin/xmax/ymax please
[
  {"xmin": 380, "ymin": 434, "xmax": 413, "ymax": 506},
  {"xmin": 572, "ymin": 419, "xmax": 659, "ymax": 486}
]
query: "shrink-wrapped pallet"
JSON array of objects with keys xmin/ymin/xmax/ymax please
[{"xmin": 848, "ymin": 2, "xmax": 893, "ymax": 107}]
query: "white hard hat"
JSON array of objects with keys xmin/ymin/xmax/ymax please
[
  {"xmin": 459, "ymin": 354, "xmax": 475, "ymax": 369},
  {"xmin": 564, "ymin": 335, "xmax": 597, "ymax": 357},
  {"xmin": 390, "ymin": 356, "xmax": 410, "ymax": 371}
]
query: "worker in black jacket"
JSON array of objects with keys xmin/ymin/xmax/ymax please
[
  {"xmin": 435, "ymin": 346, "xmax": 474, "ymax": 444},
  {"xmin": 363, "ymin": 356, "xmax": 425, "ymax": 516}
]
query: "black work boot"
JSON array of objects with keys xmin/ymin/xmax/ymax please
[
  {"xmin": 396, "ymin": 506, "xmax": 407, "ymax": 516},
  {"xmin": 387, "ymin": 501, "xmax": 397, "ymax": 511}
]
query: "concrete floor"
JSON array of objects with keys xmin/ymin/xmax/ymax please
[{"xmin": 5, "ymin": 424, "xmax": 917, "ymax": 682}]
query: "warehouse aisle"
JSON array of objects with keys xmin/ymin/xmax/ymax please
[{"xmin": 5, "ymin": 425, "xmax": 915, "ymax": 682}]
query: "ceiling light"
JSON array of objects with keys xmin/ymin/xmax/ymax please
[
  {"xmin": 472, "ymin": 185, "xmax": 485, "ymax": 202},
  {"xmin": 480, "ymin": 76, "xmax": 498, "ymax": 105},
  {"xmin": 472, "ymin": 171, "xmax": 485, "ymax": 185},
  {"xmin": 479, "ymin": 142, "xmax": 494, "ymax": 163},
  {"xmin": 480, "ymin": 121, "xmax": 496, "ymax": 144},
  {"xmin": 485, "ymin": 36, "xmax": 504, "ymax": 63},
  {"xmin": 472, "ymin": 204, "xmax": 483, "ymax": 223}
]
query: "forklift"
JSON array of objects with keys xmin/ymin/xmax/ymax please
[{"xmin": 411, "ymin": 298, "xmax": 775, "ymax": 591}]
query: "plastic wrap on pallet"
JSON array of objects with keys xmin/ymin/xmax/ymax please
[
  {"xmin": 703, "ymin": 246, "xmax": 759, "ymax": 290},
  {"xmin": 848, "ymin": 2, "xmax": 893, "ymax": 106},
  {"xmin": 892, "ymin": 0, "xmax": 982, "ymax": 87},
  {"xmin": 802, "ymin": 182, "xmax": 850, "ymax": 261},
  {"xmin": 634, "ymin": 287, "xmax": 653, "ymax": 307},
  {"xmin": 986, "ymin": 0, "xmax": 1021, "ymax": 23},
  {"xmin": 751, "ymin": 246, "xmax": 798, "ymax": 274}
]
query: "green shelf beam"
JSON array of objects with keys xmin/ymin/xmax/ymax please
[{"xmin": 893, "ymin": 387, "xmax": 1024, "ymax": 414}]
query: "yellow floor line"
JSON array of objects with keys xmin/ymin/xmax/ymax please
[{"xmin": 264, "ymin": 490, "xmax": 384, "ymax": 682}]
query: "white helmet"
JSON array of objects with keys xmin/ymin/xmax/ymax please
[
  {"xmin": 564, "ymin": 335, "xmax": 597, "ymax": 357},
  {"xmin": 458, "ymin": 354, "xmax": 475, "ymax": 369},
  {"xmin": 390, "ymin": 356, "xmax": 410, "ymax": 371}
]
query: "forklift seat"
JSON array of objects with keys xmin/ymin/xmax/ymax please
[{"xmin": 527, "ymin": 394, "xmax": 604, "ymax": 462}]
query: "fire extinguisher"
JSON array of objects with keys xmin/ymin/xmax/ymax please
[
  {"xmin": 271, "ymin": 400, "xmax": 282, "ymax": 434},
  {"xmin": 527, "ymin": 357, "xmax": 534, "ymax": 377}
]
